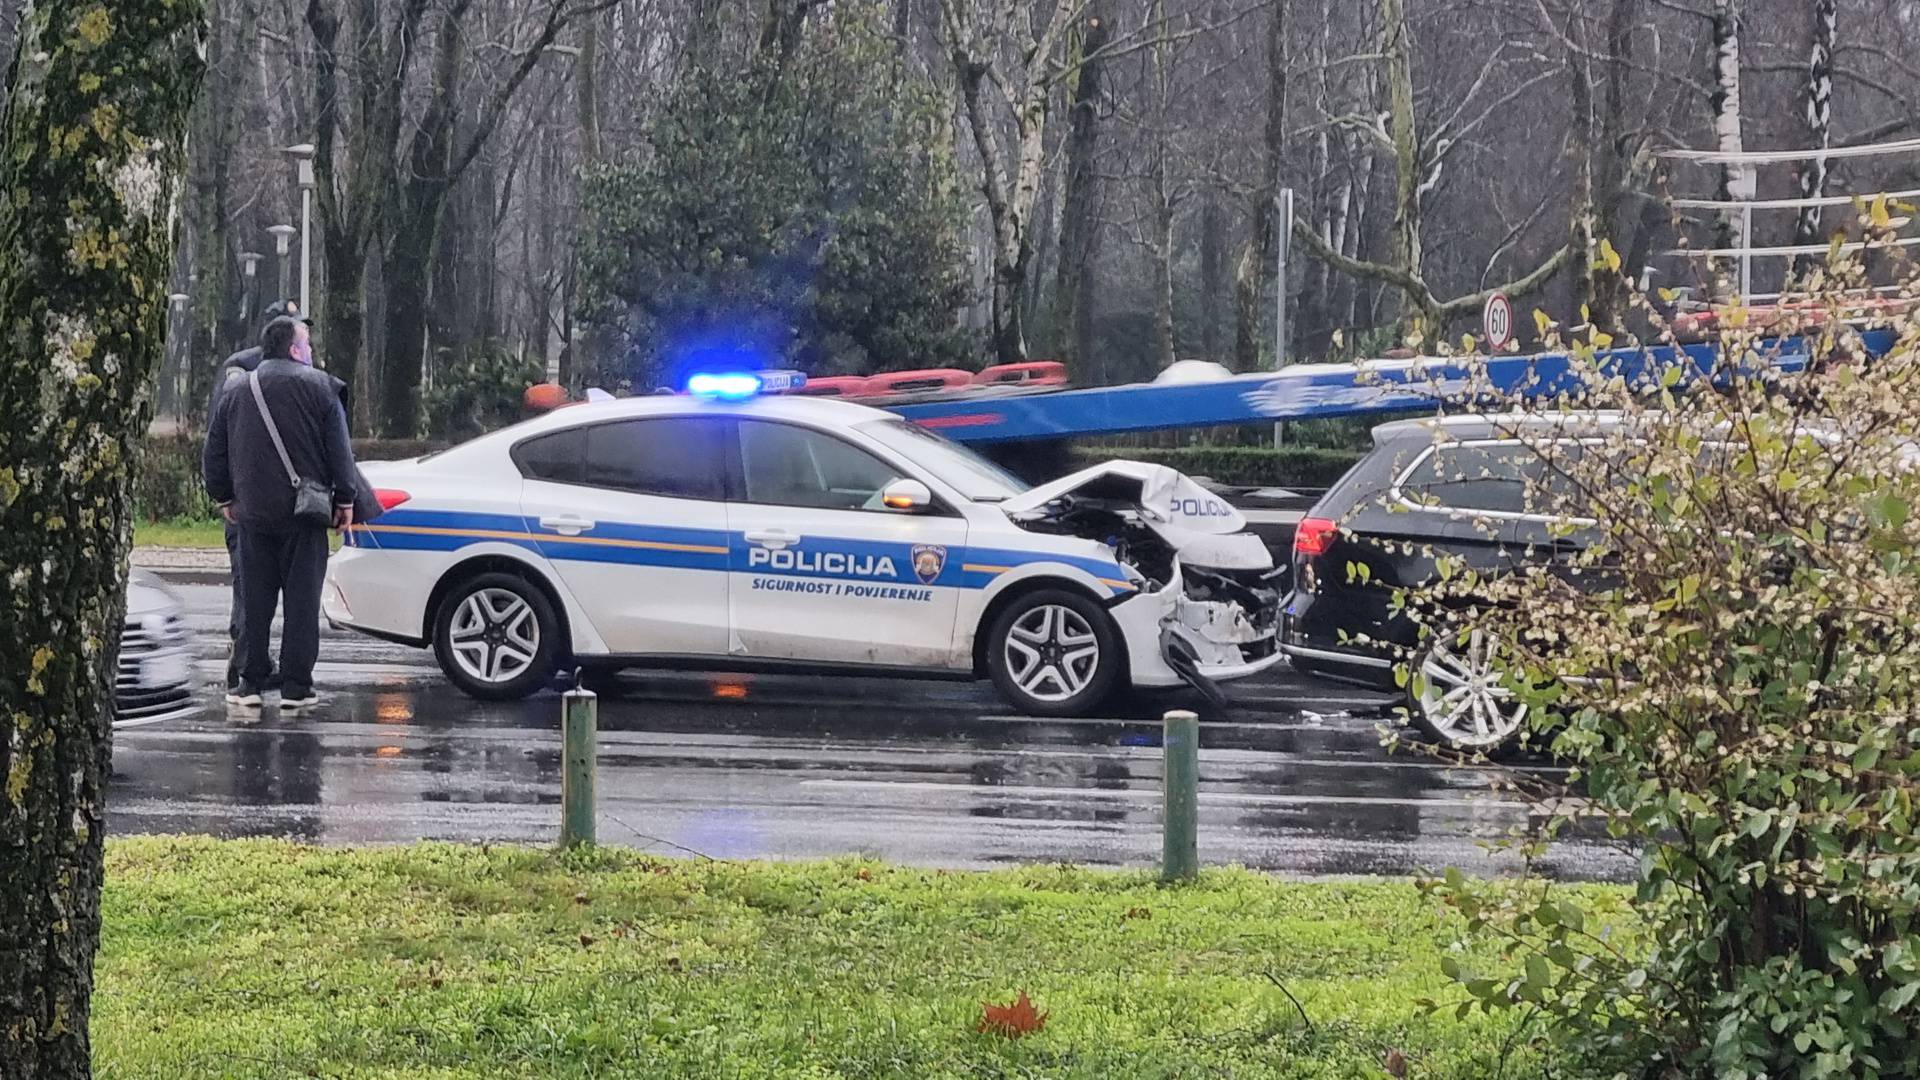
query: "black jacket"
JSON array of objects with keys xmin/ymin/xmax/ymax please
[
  {"xmin": 206, "ymin": 346, "xmax": 263, "ymax": 420},
  {"xmin": 203, "ymin": 358, "xmax": 360, "ymax": 530}
]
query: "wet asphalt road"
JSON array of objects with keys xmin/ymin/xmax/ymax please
[{"xmin": 109, "ymin": 581, "xmax": 1635, "ymax": 881}]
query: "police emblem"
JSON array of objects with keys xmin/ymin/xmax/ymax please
[{"xmin": 910, "ymin": 544, "xmax": 948, "ymax": 585}]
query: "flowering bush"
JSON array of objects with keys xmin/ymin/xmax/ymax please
[{"xmin": 1409, "ymin": 269, "xmax": 1920, "ymax": 1075}]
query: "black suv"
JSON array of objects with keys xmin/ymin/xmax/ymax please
[{"xmin": 1279, "ymin": 414, "xmax": 1606, "ymax": 751}]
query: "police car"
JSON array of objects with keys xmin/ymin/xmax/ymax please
[{"xmin": 323, "ymin": 374, "xmax": 1283, "ymax": 716}]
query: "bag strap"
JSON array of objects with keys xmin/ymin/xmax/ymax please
[{"xmin": 248, "ymin": 370, "xmax": 302, "ymax": 489}]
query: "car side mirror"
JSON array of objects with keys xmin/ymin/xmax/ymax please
[{"xmin": 880, "ymin": 478, "xmax": 933, "ymax": 513}]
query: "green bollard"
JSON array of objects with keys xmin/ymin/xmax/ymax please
[
  {"xmin": 1162, "ymin": 709, "xmax": 1200, "ymax": 881},
  {"xmin": 561, "ymin": 688, "xmax": 598, "ymax": 848}
]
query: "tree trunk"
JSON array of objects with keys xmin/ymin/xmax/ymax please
[
  {"xmin": 1710, "ymin": 0, "xmax": 1752, "ymax": 293},
  {"xmin": 1052, "ymin": 0, "xmax": 1110, "ymax": 377},
  {"xmin": 1566, "ymin": 10, "xmax": 1599, "ymax": 328},
  {"xmin": 320, "ymin": 237, "xmax": 368, "ymax": 430},
  {"xmin": 1792, "ymin": 0, "xmax": 1835, "ymax": 271},
  {"xmin": 379, "ymin": 208, "xmax": 442, "ymax": 436},
  {"xmin": 1590, "ymin": 0, "xmax": 1636, "ymax": 330},
  {"xmin": 576, "ymin": 18, "xmax": 602, "ymax": 167},
  {"xmin": 0, "ymin": 3, "xmax": 204, "ymax": 1077},
  {"xmin": 1380, "ymin": 0, "xmax": 1426, "ymax": 336},
  {"xmin": 1198, "ymin": 197, "xmax": 1224, "ymax": 360},
  {"xmin": 1233, "ymin": 0, "xmax": 1286, "ymax": 372}
]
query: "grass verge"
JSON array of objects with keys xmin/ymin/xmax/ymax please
[
  {"xmin": 133, "ymin": 517, "xmax": 226, "ymax": 549},
  {"xmin": 96, "ymin": 838, "xmax": 1634, "ymax": 1078},
  {"xmin": 133, "ymin": 518, "xmax": 343, "ymax": 552}
]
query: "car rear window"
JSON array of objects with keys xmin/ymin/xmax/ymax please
[
  {"xmin": 513, "ymin": 428, "xmax": 586, "ymax": 483},
  {"xmin": 585, "ymin": 418, "xmax": 726, "ymax": 500},
  {"xmin": 1398, "ymin": 442, "xmax": 1546, "ymax": 514},
  {"xmin": 514, "ymin": 418, "xmax": 726, "ymax": 501}
]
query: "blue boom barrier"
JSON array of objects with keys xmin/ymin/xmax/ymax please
[{"xmin": 892, "ymin": 330, "xmax": 1898, "ymax": 443}]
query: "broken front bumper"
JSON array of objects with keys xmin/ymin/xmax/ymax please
[{"xmin": 1112, "ymin": 562, "xmax": 1284, "ymax": 690}]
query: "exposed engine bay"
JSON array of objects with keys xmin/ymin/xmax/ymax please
[{"xmin": 999, "ymin": 462, "xmax": 1285, "ymax": 704}]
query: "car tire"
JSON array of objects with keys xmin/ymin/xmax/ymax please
[
  {"xmin": 1407, "ymin": 622, "xmax": 1530, "ymax": 753},
  {"xmin": 984, "ymin": 588, "xmax": 1124, "ymax": 718},
  {"xmin": 432, "ymin": 572, "xmax": 563, "ymax": 701}
]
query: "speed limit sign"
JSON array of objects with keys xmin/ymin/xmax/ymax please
[{"xmin": 1482, "ymin": 292, "xmax": 1514, "ymax": 351}]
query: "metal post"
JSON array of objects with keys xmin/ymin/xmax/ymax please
[
  {"xmin": 300, "ymin": 184, "xmax": 313, "ymax": 316},
  {"xmin": 1739, "ymin": 203, "xmax": 1753, "ymax": 300},
  {"xmin": 269, "ymin": 224, "xmax": 296, "ymax": 305},
  {"xmin": 560, "ymin": 688, "xmax": 597, "ymax": 847},
  {"xmin": 1161, "ymin": 709, "xmax": 1199, "ymax": 881},
  {"xmin": 1274, "ymin": 187, "xmax": 1294, "ymax": 449}
]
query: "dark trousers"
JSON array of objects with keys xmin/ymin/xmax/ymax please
[
  {"xmin": 225, "ymin": 523, "xmax": 281, "ymax": 689},
  {"xmin": 236, "ymin": 526, "xmax": 330, "ymax": 696}
]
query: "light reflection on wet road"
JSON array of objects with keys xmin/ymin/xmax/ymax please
[{"xmin": 109, "ymin": 584, "xmax": 1634, "ymax": 880}]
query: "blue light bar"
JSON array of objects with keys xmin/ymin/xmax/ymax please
[{"xmin": 687, "ymin": 372, "xmax": 762, "ymax": 400}]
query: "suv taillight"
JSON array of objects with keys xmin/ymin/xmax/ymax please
[
  {"xmin": 374, "ymin": 489, "xmax": 411, "ymax": 511},
  {"xmin": 1293, "ymin": 516, "xmax": 1337, "ymax": 558}
]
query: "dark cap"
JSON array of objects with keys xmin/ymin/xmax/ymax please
[{"xmin": 260, "ymin": 299, "xmax": 312, "ymax": 327}]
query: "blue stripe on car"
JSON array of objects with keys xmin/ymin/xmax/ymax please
[{"xmin": 355, "ymin": 509, "xmax": 1136, "ymax": 595}]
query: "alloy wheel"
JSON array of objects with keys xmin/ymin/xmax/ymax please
[
  {"xmin": 1416, "ymin": 627, "xmax": 1528, "ymax": 748},
  {"xmin": 447, "ymin": 588, "xmax": 540, "ymax": 685},
  {"xmin": 1002, "ymin": 604, "xmax": 1101, "ymax": 704}
]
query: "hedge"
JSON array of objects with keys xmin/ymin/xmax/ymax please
[{"xmin": 1069, "ymin": 445, "xmax": 1364, "ymax": 488}]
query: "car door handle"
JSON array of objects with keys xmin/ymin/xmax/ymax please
[
  {"xmin": 539, "ymin": 515, "xmax": 595, "ymax": 536},
  {"xmin": 745, "ymin": 529, "xmax": 799, "ymax": 547}
]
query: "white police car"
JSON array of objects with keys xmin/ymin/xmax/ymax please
[{"xmin": 323, "ymin": 377, "xmax": 1283, "ymax": 716}]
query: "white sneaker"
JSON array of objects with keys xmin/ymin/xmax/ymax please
[
  {"xmin": 225, "ymin": 686, "xmax": 264, "ymax": 707},
  {"xmin": 280, "ymin": 692, "xmax": 321, "ymax": 709}
]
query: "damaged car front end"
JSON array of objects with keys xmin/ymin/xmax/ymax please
[{"xmin": 999, "ymin": 461, "xmax": 1285, "ymax": 703}]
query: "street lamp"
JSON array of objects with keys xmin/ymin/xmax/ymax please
[
  {"xmin": 282, "ymin": 143, "xmax": 316, "ymax": 317},
  {"xmin": 267, "ymin": 224, "xmax": 298, "ymax": 302},
  {"xmin": 167, "ymin": 292, "xmax": 190, "ymax": 420},
  {"xmin": 237, "ymin": 251, "xmax": 263, "ymax": 329}
]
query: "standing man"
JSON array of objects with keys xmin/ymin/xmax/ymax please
[
  {"xmin": 203, "ymin": 316, "xmax": 360, "ymax": 708},
  {"xmin": 208, "ymin": 299, "xmax": 311, "ymax": 693}
]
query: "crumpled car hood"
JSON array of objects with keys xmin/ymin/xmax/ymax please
[
  {"xmin": 1000, "ymin": 460, "xmax": 1246, "ymax": 532},
  {"xmin": 1001, "ymin": 460, "xmax": 1271, "ymax": 570}
]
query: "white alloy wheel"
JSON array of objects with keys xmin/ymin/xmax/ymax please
[
  {"xmin": 1414, "ymin": 627, "xmax": 1529, "ymax": 749},
  {"xmin": 447, "ymin": 587, "xmax": 541, "ymax": 685},
  {"xmin": 1002, "ymin": 603, "xmax": 1102, "ymax": 704}
]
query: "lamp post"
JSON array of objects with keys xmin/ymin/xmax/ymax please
[
  {"xmin": 267, "ymin": 224, "xmax": 297, "ymax": 302},
  {"xmin": 167, "ymin": 292, "xmax": 190, "ymax": 420},
  {"xmin": 237, "ymin": 252, "xmax": 263, "ymax": 332},
  {"xmin": 282, "ymin": 143, "xmax": 316, "ymax": 317}
]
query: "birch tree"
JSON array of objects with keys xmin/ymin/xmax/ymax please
[
  {"xmin": 1792, "ymin": 0, "xmax": 1835, "ymax": 263},
  {"xmin": 0, "ymin": 2, "xmax": 205, "ymax": 1075},
  {"xmin": 1709, "ymin": 0, "xmax": 1753, "ymax": 282},
  {"xmin": 939, "ymin": 0, "xmax": 1083, "ymax": 364}
]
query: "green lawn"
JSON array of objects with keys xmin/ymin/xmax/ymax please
[
  {"xmin": 132, "ymin": 517, "xmax": 226, "ymax": 549},
  {"xmin": 133, "ymin": 518, "xmax": 343, "ymax": 551},
  {"xmin": 94, "ymin": 838, "xmax": 1634, "ymax": 1078}
]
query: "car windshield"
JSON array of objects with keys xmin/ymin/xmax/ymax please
[{"xmin": 857, "ymin": 419, "xmax": 1030, "ymax": 502}]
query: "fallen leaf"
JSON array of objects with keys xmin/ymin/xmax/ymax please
[
  {"xmin": 1384, "ymin": 1048, "xmax": 1408, "ymax": 1077},
  {"xmin": 978, "ymin": 991, "xmax": 1049, "ymax": 1039},
  {"xmin": 574, "ymin": 892, "xmax": 591, "ymax": 905},
  {"xmin": 665, "ymin": 956, "xmax": 683, "ymax": 972},
  {"xmin": 855, "ymin": 867, "xmax": 873, "ymax": 882},
  {"xmin": 1122, "ymin": 906, "xmax": 1152, "ymax": 922},
  {"xmin": 578, "ymin": 933, "xmax": 594, "ymax": 948}
]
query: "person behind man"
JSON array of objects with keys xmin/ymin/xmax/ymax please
[
  {"xmin": 208, "ymin": 299, "xmax": 311, "ymax": 693},
  {"xmin": 202, "ymin": 316, "xmax": 360, "ymax": 708}
]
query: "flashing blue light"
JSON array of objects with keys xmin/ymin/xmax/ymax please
[{"xmin": 687, "ymin": 372, "xmax": 762, "ymax": 400}]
